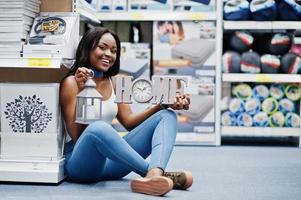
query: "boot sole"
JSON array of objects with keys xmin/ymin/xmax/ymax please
[
  {"xmin": 182, "ymin": 171, "xmax": 193, "ymax": 189},
  {"xmin": 131, "ymin": 176, "xmax": 173, "ymax": 196}
]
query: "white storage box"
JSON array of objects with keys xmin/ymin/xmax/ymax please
[{"xmin": 0, "ymin": 83, "xmax": 64, "ymax": 159}]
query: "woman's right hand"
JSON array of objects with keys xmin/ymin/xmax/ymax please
[{"xmin": 74, "ymin": 67, "xmax": 90, "ymax": 90}]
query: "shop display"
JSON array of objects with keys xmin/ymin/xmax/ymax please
[
  {"xmin": 153, "ymin": 20, "xmax": 216, "ymax": 137},
  {"xmin": 280, "ymin": 52, "xmax": 301, "ymax": 74},
  {"xmin": 23, "ymin": 12, "xmax": 79, "ymax": 59},
  {"xmin": 0, "ymin": 0, "xmax": 40, "ymax": 57},
  {"xmin": 0, "ymin": 83, "xmax": 63, "ymax": 158},
  {"xmin": 223, "ymin": 0, "xmax": 250, "ymax": 20},
  {"xmin": 229, "ymin": 31, "xmax": 253, "ymax": 53},
  {"xmin": 224, "ymin": 0, "xmax": 301, "ymax": 21},
  {"xmin": 172, "ymin": 0, "xmax": 215, "ymax": 12},
  {"xmin": 285, "ymin": 112, "xmax": 301, "ymax": 128},
  {"xmin": 253, "ymin": 112, "xmax": 269, "ymax": 127},
  {"xmin": 253, "ymin": 84, "xmax": 269, "ymax": 101},
  {"xmin": 128, "ymin": 0, "xmax": 172, "ymax": 11},
  {"xmin": 240, "ymin": 51, "xmax": 261, "ymax": 73},
  {"xmin": 223, "ymin": 83, "xmax": 301, "ymax": 128},
  {"xmin": 250, "ymin": 0, "xmax": 277, "ymax": 21},
  {"xmin": 232, "ymin": 83, "xmax": 252, "ymax": 100},
  {"xmin": 222, "ymin": 51, "xmax": 241, "ymax": 73},
  {"xmin": 237, "ymin": 112, "xmax": 253, "ymax": 127},
  {"xmin": 221, "ymin": 111, "xmax": 236, "ymax": 126},
  {"xmin": 270, "ymin": 84, "xmax": 285, "ymax": 100},
  {"xmin": 269, "ymin": 111, "xmax": 285, "ymax": 127}
]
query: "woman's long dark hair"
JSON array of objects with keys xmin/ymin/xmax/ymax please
[{"xmin": 70, "ymin": 27, "xmax": 121, "ymax": 76}]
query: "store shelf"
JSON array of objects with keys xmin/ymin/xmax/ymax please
[
  {"xmin": 222, "ymin": 73, "xmax": 301, "ymax": 83},
  {"xmin": 224, "ymin": 21, "xmax": 301, "ymax": 30},
  {"xmin": 0, "ymin": 57, "xmax": 62, "ymax": 68},
  {"xmin": 75, "ymin": 0, "xmax": 100, "ymax": 23},
  {"xmin": 222, "ymin": 126, "xmax": 301, "ymax": 137},
  {"xmin": 96, "ymin": 11, "xmax": 216, "ymax": 21}
]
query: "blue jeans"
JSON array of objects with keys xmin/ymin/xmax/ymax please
[{"xmin": 64, "ymin": 109, "xmax": 177, "ymax": 183}]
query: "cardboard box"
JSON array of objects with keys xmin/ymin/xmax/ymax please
[
  {"xmin": 112, "ymin": 0, "xmax": 127, "ymax": 11},
  {"xmin": 128, "ymin": 0, "xmax": 172, "ymax": 11},
  {"xmin": 172, "ymin": 0, "xmax": 215, "ymax": 12},
  {"xmin": 0, "ymin": 83, "xmax": 64, "ymax": 159},
  {"xmin": 23, "ymin": 12, "xmax": 79, "ymax": 59}
]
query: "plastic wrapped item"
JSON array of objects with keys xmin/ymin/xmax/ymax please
[
  {"xmin": 244, "ymin": 97, "xmax": 261, "ymax": 115},
  {"xmin": 221, "ymin": 111, "xmax": 237, "ymax": 126},
  {"xmin": 278, "ymin": 0, "xmax": 301, "ymax": 21},
  {"xmin": 268, "ymin": 33, "xmax": 292, "ymax": 55},
  {"xmin": 262, "ymin": 97, "xmax": 278, "ymax": 114},
  {"xmin": 224, "ymin": 0, "xmax": 251, "ymax": 20},
  {"xmin": 232, "ymin": 83, "xmax": 253, "ymax": 100},
  {"xmin": 280, "ymin": 52, "xmax": 301, "ymax": 74},
  {"xmin": 260, "ymin": 54, "xmax": 280, "ymax": 73},
  {"xmin": 253, "ymin": 84, "xmax": 269, "ymax": 101},
  {"xmin": 253, "ymin": 112, "xmax": 269, "ymax": 127},
  {"xmin": 269, "ymin": 111, "xmax": 285, "ymax": 127},
  {"xmin": 237, "ymin": 112, "xmax": 253, "ymax": 127},
  {"xmin": 270, "ymin": 84, "xmax": 285, "ymax": 100},
  {"xmin": 241, "ymin": 51, "xmax": 261, "ymax": 73},
  {"xmin": 230, "ymin": 31, "xmax": 253, "ymax": 53},
  {"xmin": 222, "ymin": 51, "xmax": 241, "ymax": 73},
  {"xmin": 229, "ymin": 97, "xmax": 245, "ymax": 115},
  {"xmin": 285, "ymin": 112, "xmax": 301, "ymax": 128},
  {"xmin": 279, "ymin": 98, "xmax": 295, "ymax": 114},
  {"xmin": 285, "ymin": 84, "xmax": 301, "ymax": 101},
  {"xmin": 250, "ymin": 0, "xmax": 277, "ymax": 21}
]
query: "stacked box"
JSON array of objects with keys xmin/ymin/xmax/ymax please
[{"xmin": 128, "ymin": 0, "xmax": 172, "ymax": 11}]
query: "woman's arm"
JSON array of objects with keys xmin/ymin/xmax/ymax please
[
  {"xmin": 117, "ymin": 103, "xmax": 163, "ymax": 131},
  {"xmin": 60, "ymin": 76, "xmax": 87, "ymax": 142},
  {"xmin": 117, "ymin": 94, "xmax": 190, "ymax": 131}
]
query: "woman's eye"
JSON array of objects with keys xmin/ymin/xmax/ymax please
[
  {"xmin": 98, "ymin": 45, "xmax": 106, "ymax": 50},
  {"xmin": 111, "ymin": 49, "xmax": 117, "ymax": 54}
]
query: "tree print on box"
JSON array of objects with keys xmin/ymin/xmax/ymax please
[
  {"xmin": 4, "ymin": 95, "xmax": 53, "ymax": 133},
  {"xmin": 0, "ymin": 83, "xmax": 59, "ymax": 134}
]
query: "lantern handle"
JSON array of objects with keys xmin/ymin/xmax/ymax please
[{"xmin": 88, "ymin": 69, "xmax": 94, "ymax": 79}]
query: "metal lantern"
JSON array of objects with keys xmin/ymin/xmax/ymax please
[{"xmin": 75, "ymin": 71, "xmax": 102, "ymax": 124}]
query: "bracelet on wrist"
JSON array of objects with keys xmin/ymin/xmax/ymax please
[{"xmin": 159, "ymin": 103, "xmax": 168, "ymax": 109}]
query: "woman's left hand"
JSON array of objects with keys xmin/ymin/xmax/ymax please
[{"xmin": 166, "ymin": 94, "xmax": 190, "ymax": 110}]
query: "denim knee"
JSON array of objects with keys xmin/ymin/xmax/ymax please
[
  {"xmin": 158, "ymin": 109, "xmax": 177, "ymax": 121},
  {"xmin": 84, "ymin": 121, "xmax": 116, "ymax": 142}
]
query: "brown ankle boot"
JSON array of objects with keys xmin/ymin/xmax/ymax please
[
  {"xmin": 131, "ymin": 176, "xmax": 173, "ymax": 196},
  {"xmin": 164, "ymin": 171, "xmax": 193, "ymax": 190}
]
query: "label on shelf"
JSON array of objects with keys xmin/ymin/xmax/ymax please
[
  {"xmin": 255, "ymin": 74, "xmax": 272, "ymax": 82},
  {"xmin": 131, "ymin": 13, "xmax": 143, "ymax": 21},
  {"xmin": 28, "ymin": 58, "xmax": 52, "ymax": 67},
  {"xmin": 188, "ymin": 13, "xmax": 204, "ymax": 20}
]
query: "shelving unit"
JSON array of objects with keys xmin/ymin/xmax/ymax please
[
  {"xmin": 0, "ymin": 57, "xmax": 61, "ymax": 68},
  {"xmin": 72, "ymin": 0, "xmax": 222, "ymax": 146},
  {"xmin": 0, "ymin": 0, "xmax": 75, "ymax": 183},
  {"xmin": 221, "ymin": 17, "xmax": 301, "ymax": 146},
  {"xmin": 224, "ymin": 21, "xmax": 301, "ymax": 30},
  {"xmin": 222, "ymin": 74, "xmax": 301, "ymax": 83}
]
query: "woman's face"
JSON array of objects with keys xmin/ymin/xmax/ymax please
[{"xmin": 89, "ymin": 33, "xmax": 117, "ymax": 72}]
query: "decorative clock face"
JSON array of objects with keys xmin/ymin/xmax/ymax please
[{"xmin": 132, "ymin": 79, "xmax": 153, "ymax": 103}]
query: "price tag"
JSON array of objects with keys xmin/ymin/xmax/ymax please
[
  {"xmin": 255, "ymin": 74, "xmax": 272, "ymax": 82},
  {"xmin": 131, "ymin": 13, "xmax": 143, "ymax": 21},
  {"xmin": 188, "ymin": 13, "xmax": 204, "ymax": 20},
  {"xmin": 28, "ymin": 58, "xmax": 52, "ymax": 67}
]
